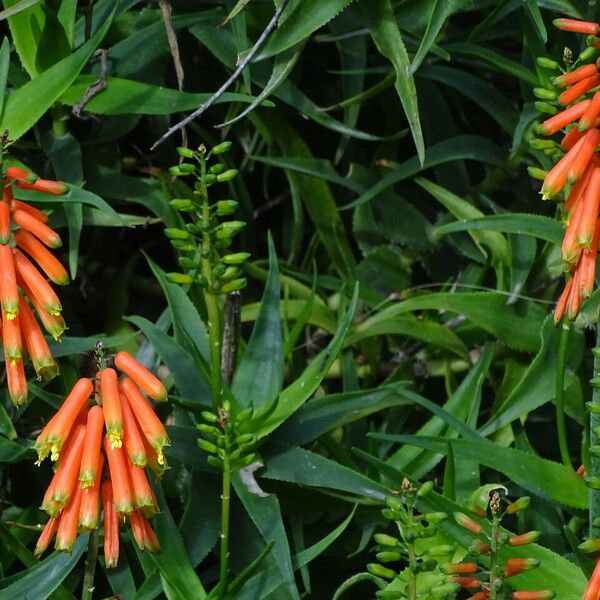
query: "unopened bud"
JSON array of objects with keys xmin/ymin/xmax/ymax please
[
  {"xmin": 529, "ymin": 138, "xmax": 556, "ymax": 150},
  {"xmin": 449, "ymin": 576, "xmax": 481, "ymax": 589},
  {"xmin": 580, "ymin": 46, "xmax": 599, "ymax": 62},
  {"xmin": 469, "ymin": 540, "xmax": 490, "ymax": 556},
  {"xmin": 579, "ymin": 538, "xmax": 600, "ymax": 553},
  {"xmin": 201, "ymin": 411, "xmax": 219, "ymax": 423},
  {"xmin": 207, "ymin": 455, "xmax": 223, "ymax": 467},
  {"xmin": 535, "ymin": 101, "xmax": 558, "ymax": 115},
  {"xmin": 176, "ymin": 147, "xmax": 195, "ymax": 158},
  {"xmin": 373, "ymin": 533, "xmax": 399, "ymax": 547},
  {"xmin": 221, "ymin": 278, "xmax": 247, "ymax": 293},
  {"xmin": 386, "ymin": 497, "xmax": 403, "ymax": 511},
  {"xmin": 215, "ymin": 200, "xmax": 238, "ymax": 215},
  {"xmin": 216, "ymin": 169, "xmax": 238, "ymax": 182},
  {"xmin": 585, "ymin": 476, "xmax": 600, "ymax": 489},
  {"xmin": 418, "ymin": 526, "xmax": 438, "ymax": 538},
  {"xmin": 415, "ymin": 559, "xmax": 437, "ymax": 573},
  {"xmin": 536, "ymin": 57, "xmax": 559, "ymax": 69},
  {"xmin": 441, "ymin": 562, "xmax": 479, "ymax": 575},
  {"xmin": 197, "ymin": 439, "xmax": 219, "ymax": 454},
  {"xmin": 506, "ymin": 496, "xmax": 530, "ymax": 514},
  {"xmin": 212, "ymin": 141, "xmax": 232, "ymax": 155},
  {"xmin": 169, "ymin": 198, "xmax": 195, "ymax": 211},
  {"xmin": 197, "ymin": 424, "xmax": 220, "ymax": 435},
  {"xmin": 508, "ymin": 531, "xmax": 540, "ymax": 546},
  {"xmin": 427, "ymin": 544, "xmax": 455, "ymax": 556},
  {"xmin": 222, "ymin": 252, "xmax": 251, "ymax": 265},
  {"xmin": 167, "ymin": 272, "xmax": 194, "ymax": 284},
  {"xmin": 424, "ymin": 512, "xmax": 447, "ymax": 523},
  {"xmin": 504, "ymin": 557, "xmax": 539, "ymax": 577},
  {"xmin": 366, "ymin": 563, "xmax": 395, "ymax": 579},
  {"xmin": 431, "ymin": 583, "xmax": 461, "ymax": 595},
  {"xmin": 209, "ymin": 163, "xmax": 226, "ymax": 175},
  {"xmin": 533, "ymin": 88, "xmax": 557, "ymax": 100},
  {"xmin": 591, "ymin": 377, "xmax": 600, "ymax": 389},
  {"xmin": 528, "ymin": 166, "xmax": 548, "ymax": 180},
  {"xmin": 590, "ymin": 445, "xmax": 600, "ymax": 458},
  {"xmin": 376, "ymin": 551, "xmax": 402, "ymax": 563},
  {"xmin": 417, "ymin": 481, "xmax": 434, "ymax": 497},
  {"xmin": 165, "ymin": 228, "xmax": 190, "ymax": 240},
  {"xmin": 454, "ymin": 512, "xmax": 483, "ymax": 535},
  {"xmin": 512, "ymin": 592, "xmax": 555, "ymax": 600}
]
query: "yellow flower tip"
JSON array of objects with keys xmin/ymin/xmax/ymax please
[
  {"xmin": 4, "ymin": 311, "xmax": 17, "ymax": 320},
  {"xmin": 50, "ymin": 445, "xmax": 60, "ymax": 462},
  {"xmin": 157, "ymin": 450, "xmax": 165, "ymax": 466},
  {"xmin": 107, "ymin": 432, "xmax": 123, "ymax": 450}
]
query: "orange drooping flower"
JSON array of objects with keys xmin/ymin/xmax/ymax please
[
  {"xmin": 115, "ymin": 351, "xmax": 167, "ymax": 401},
  {"xmin": 554, "ymin": 63, "xmax": 598, "ymax": 88},
  {"xmin": 33, "ymin": 517, "xmax": 59, "ymax": 558},
  {"xmin": 18, "ymin": 296, "xmax": 57, "ymax": 380},
  {"xmin": 33, "ymin": 354, "xmax": 168, "ymax": 565},
  {"xmin": 553, "ymin": 18, "xmax": 600, "ymax": 35}
]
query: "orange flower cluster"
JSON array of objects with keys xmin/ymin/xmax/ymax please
[
  {"xmin": 0, "ymin": 165, "xmax": 70, "ymax": 405},
  {"xmin": 33, "ymin": 352, "xmax": 169, "ymax": 566}
]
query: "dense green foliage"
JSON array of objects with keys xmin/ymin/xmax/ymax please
[{"xmin": 1, "ymin": 0, "xmax": 600, "ymax": 599}]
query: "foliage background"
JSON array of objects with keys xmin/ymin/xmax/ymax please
[{"xmin": 0, "ymin": 0, "xmax": 598, "ymax": 599}]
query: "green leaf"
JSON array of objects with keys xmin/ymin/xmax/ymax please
[
  {"xmin": 357, "ymin": 292, "xmax": 545, "ymax": 352},
  {"xmin": 146, "ymin": 256, "xmax": 210, "ymax": 364},
  {"xmin": 232, "ymin": 236, "xmax": 283, "ymax": 410},
  {"xmin": 361, "ymin": 0, "xmax": 424, "ymax": 164},
  {"xmin": 146, "ymin": 486, "xmax": 207, "ymax": 600},
  {"xmin": 252, "ymin": 284, "xmax": 358, "ymax": 438},
  {"xmin": 0, "ymin": 37, "xmax": 10, "ymax": 119},
  {"xmin": 233, "ymin": 474, "xmax": 300, "ymax": 600},
  {"xmin": 60, "ymin": 76, "xmax": 274, "ymax": 115},
  {"xmin": 0, "ymin": 534, "xmax": 87, "ymax": 599},
  {"xmin": 0, "ymin": 437, "xmax": 34, "ymax": 463},
  {"xmin": 411, "ymin": 0, "xmax": 459, "ymax": 72},
  {"xmin": 0, "ymin": 403, "xmax": 16, "ymax": 439},
  {"xmin": 257, "ymin": 0, "xmax": 354, "ymax": 60},
  {"xmin": 376, "ymin": 433, "xmax": 588, "ymax": 508},
  {"xmin": 416, "ymin": 177, "xmax": 511, "ymax": 267},
  {"xmin": 125, "ymin": 315, "xmax": 210, "ymax": 406},
  {"xmin": 348, "ymin": 135, "xmax": 504, "ymax": 208},
  {"xmin": 432, "ymin": 213, "xmax": 563, "ymax": 245},
  {"xmin": 1, "ymin": 6, "xmax": 114, "ymax": 140}
]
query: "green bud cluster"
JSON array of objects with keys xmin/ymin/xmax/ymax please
[
  {"xmin": 165, "ymin": 143, "xmax": 250, "ymax": 295},
  {"xmin": 197, "ymin": 404, "xmax": 257, "ymax": 470}
]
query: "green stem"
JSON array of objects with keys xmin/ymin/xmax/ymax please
[
  {"xmin": 489, "ymin": 514, "xmax": 499, "ymax": 600},
  {"xmin": 198, "ymin": 155, "xmax": 222, "ymax": 408},
  {"xmin": 218, "ymin": 434, "xmax": 232, "ymax": 600},
  {"xmin": 556, "ymin": 321, "xmax": 571, "ymax": 468},
  {"xmin": 591, "ymin": 324, "xmax": 600, "ymax": 538},
  {"xmin": 81, "ymin": 529, "xmax": 100, "ymax": 600},
  {"xmin": 404, "ymin": 503, "xmax": 417, "ymax": 600}
]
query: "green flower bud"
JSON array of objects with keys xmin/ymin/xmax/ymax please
[
  {"xmin": 216, "ymin": 221, "xmax": 246, "ymax": 239},
  {"xmin": 533, "ymin": 88, "xmax": 557, "ymax": 101},
  {"xmin": 204, "ymin": 174, "xmax": 217, "ymax": 185},
  {"xmin": 536, "ymin": 57, "xmax": 560, "ymax": 69},
  {"xmin": 178, "ymin": 257, "xmax": 196, "ymax": 269},
  {"xmin": 212, "ymin": 141, "xmax": 232, "ymax": 155},
  {"xmin": 381, "ymin": 508, "xmax": 400, "ymax": 521},
  {"xmin": 223, "ymin": 252, "xmax": 251, "ymax": 265},
  {"xmin": 418, "ymin": 526, "xmax": 438, "ymax": 538},
  {"xmin": 212, "ymin": 263, "xmax": 226, "ymax": 278},
  {"xmin": 415, "ymin": 559, "xmax": 437, "ymax": 573},
  {"xmin": 216, "ymin": 169, "xmax": 238, "ymax": 182},
  {"xmin": 215, "ymin": 200, "xmax": 238, "ymax": 216},
  {"xmin": 198, "ymin": 439, "xmax": 219, "ymax": 454},
  {"xmin": 580, "ymin": 46, "xmax": 599, "ymax": 62},
  {"xmin": 170, "ymin": 240, "xmax": 196, "ymax": 252},
  {"xmin": 373, "ymin": 533, "xmax": 399, "ymax": 547},
  {"xmin": 207, "ymin": 455, "xmax": 223, "ymax": 467},
  {"xmin": 527, "ymin": 166, "xmax": 548, "ymax": 180},
  {"xmin": 366, "ymin": 564, "xmax": 395, "ymax": 580},
  {"xmin": 430, "ymin": 583, "xmax": 461, "ymax": 595},
  {"xmin": 424, "ymin": 512, "xmax": 448, "ymax": 524},
  {"xmin": 176, "ymin": 147, "xmax": 196, "ymax": 158},
  {"xmin": 505, "ymin": 496, "xmax": 530, "ymax": 514},
  {"xmin": 417, "ymin": 481, "xmax": 434, "ymax": 497},
  {"xmin": 197, "ymin": 423, "xmax": 221, "ymax": 435},
  {"xmin": 201, "ymin": 411, "xmax": 219, "ymax": 423},
  {"xmin": 237, "ymin": 452, "xmax": 258, "ymax": 467},
  {"xmin": 221, "ymin": 278, "xmax": 247, "ymax": 293},
  {"xmin": 235, "ymin": 433, "xmax": 255, "ymax": 446},
  {"xmin": 386, "ymin": 497, "xmax": 403, "ymax": 511},
  {"xmin": 590, "ymin": 445, "xmax": 600, "ymax": 458},
  {"xmin": 591, "ymin": 376, "xmax": 600, "ymax": 388},
  {"xmin": 535, "ymin": 101, "xmax": 558, "ymax": 115},
  {"xmin": 236, "ymin": 407, "xmax": 253, "ymax": 421},
  {"xmin": 376, "ymin": 551, "xmax": 402, "ymax": 563},
  {"xmin": 169, "ymin": 198, "xmax": 195, "ymax": 211},
  {"xmin": 426, "ymin": 544, "xmax": 455, "ymax": 557},
  {"xmin": 167, "ymin": 272, "xmax": 194, "ymax": 284},
  {"xmin": 221, "ymin": 266, "xmax": 240, "ymax": 281},
  {"xmin": 580, "ymin": 538, "xmax": 600, "ymax": 553},
  {"xmin": 529, "ymin": 138, "xmax": 556, "ymax": 150},
  {"xmin": 215, "ymin": 238, "xmax": 233, "ymax": 249},
  {"xmin": 165, "ymin": 228, "xmax": 190, "ymax": 240},
  {"xmin": 209, "ymin": 163, "xmax": 226, "ymax": 174},
  {"xmin": 592, "ymin": 346, "xmax": 600, "ymax": 359}
]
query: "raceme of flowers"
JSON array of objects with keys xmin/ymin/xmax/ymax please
[
  {"xmin": 33, "ymin": 352, "xmax": 168, "ymax": 565},
  {"xmin": 0, "ymin": 165, "xmax": 69, "ymax": 405},
  {"xmin": 527, "ymin": 19, "xmax": 600, "ymax": 322}
]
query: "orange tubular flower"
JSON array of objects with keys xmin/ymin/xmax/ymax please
[
  {"xmin": 554, "ymin": 18, "xmax": 600, "ymax": 35},
  {"xmin": 79, "ymin": 453, "xmax": 105, "ymax": 531},
  {"xmin": 13, "ymin": 250, "xmax": 62, "ymax": 316},
  {"xmin": 34, "ymin": 516, "xmax": 59, "ymax": 558},
  {"xmin": 122, "ymin": 393, "xmax": 147, "ymax": 467},
  {"xmin": 508, "ymin": 531, "xmax": 541, "ymax": 546},
  {"xmin": 129, "ymin": 510, "xmax": 160, "ymax": 552},
  {"xmin": 584, "ymin": 559, "xmax": 600, "ymax": 600},
  {"xmin": 541, "ymin": 133, "xmax": 590, "ymax": 198},
  {"xmin": 115, "ymin": 351, "xmax": 167, "ymax": 402},
  {"xmin": 9, "ymin": 198, "xmax": 48, "ymax": 223},
  {"xmin": 576, "ymin": 167, "xmax": 600, "ymax": 246},
  {"xmin": 128, "ymin": 461, "xmax": 158, "ymax": 516},
  {"xmin": 6, "ymin": 358, "xmax": 27, "ymax": 406},
  {"xmin": 20, "ymin": 277, "xmax": 66, "ymax": 340},
  {"xmin": 119, "ymin": 377, "xmax": 170, "ymax": 463},
  {"xmin": 449, "ymin": 576, "xmax": 481, "ymax": 589},
  {"xmin": 50, "ymin": 424, "xmax": 86, "ymax": 512},
  {"xmin": 558, "ymin": 74, "xmax": 600, "ymax": 106},
  {"xmin": 562, "ymin": 125, "xmax": 586, "ymax": 150},
  {"xmin": 541, "ymin": 99, "xmax": 591, "ymax": 135},
  {"xmin": 101, "ymin": 368, "xmax": 123, "ymax": 449},
  {"xmin": 79, "ymin": 405, "xmax": 105, "ymax": 487},
  {"xmin": 143, "ymin": 437, "xmax": 169, "ymax": 479},
  {"xmin": 17, "ymin": 179, "xmax": 69, "ymax": 195},
  {"xmin": 55, "ymin": 484, "xmax": 83, "ymax": 552},
  {"xmin": 442, "ymin": 562, "xmax": 479, "ymax": 574},
  {"xmin": 6, "ymin": 166, "xmax": 37, "ymax": 184},
  {"xmin": 101, "ymin": 480, "xmax": 119, "ymax": 568},
  {"xmin": 103, "ymin": 438, "xmax": 133, "ymax": 514},
  {"xmin": 2, "ymin": 307, "xmax": 21, "ymax": 365},
  {"xmin": 580, "ymin": 91, "xmax": 600, "ymax": 130},
  {"xmin": 18, "ymin": 296, "xmax": 57, "ymax": 380},
  {"xmin": 12, "ymin": 209, "xmax": 61, "ymax": 248},
  {"xmin": 512, "ymin": 592, "xmax": 556, "ymax": 600},
  {"xmin": 567, "ymin": 128, "xmax": 600, "ymax": 182},
  {"xmin": 504, "ymin": 558, "xmax": 539, "ymax": 577},
  {"xmin": 34, "ymin": 378, "xmax": 93, "ymax": 462},
  {"xmin": 554, "ymin": 63, "xmax": 598, "ymax": 87},
  {"xmin": 0, "ymin": 244, "xmax": 19, "ymax": 319},
  {"xmin": 470, "ymin": 593, "xmax": 488, "ymax": 600},
  {"xmin": 15, "ymin": 230, "xmax": 68, "ymax": 285},
  {"xmin": 0, "ymin": 201, "xmax": 10, "ymax": 244}
]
